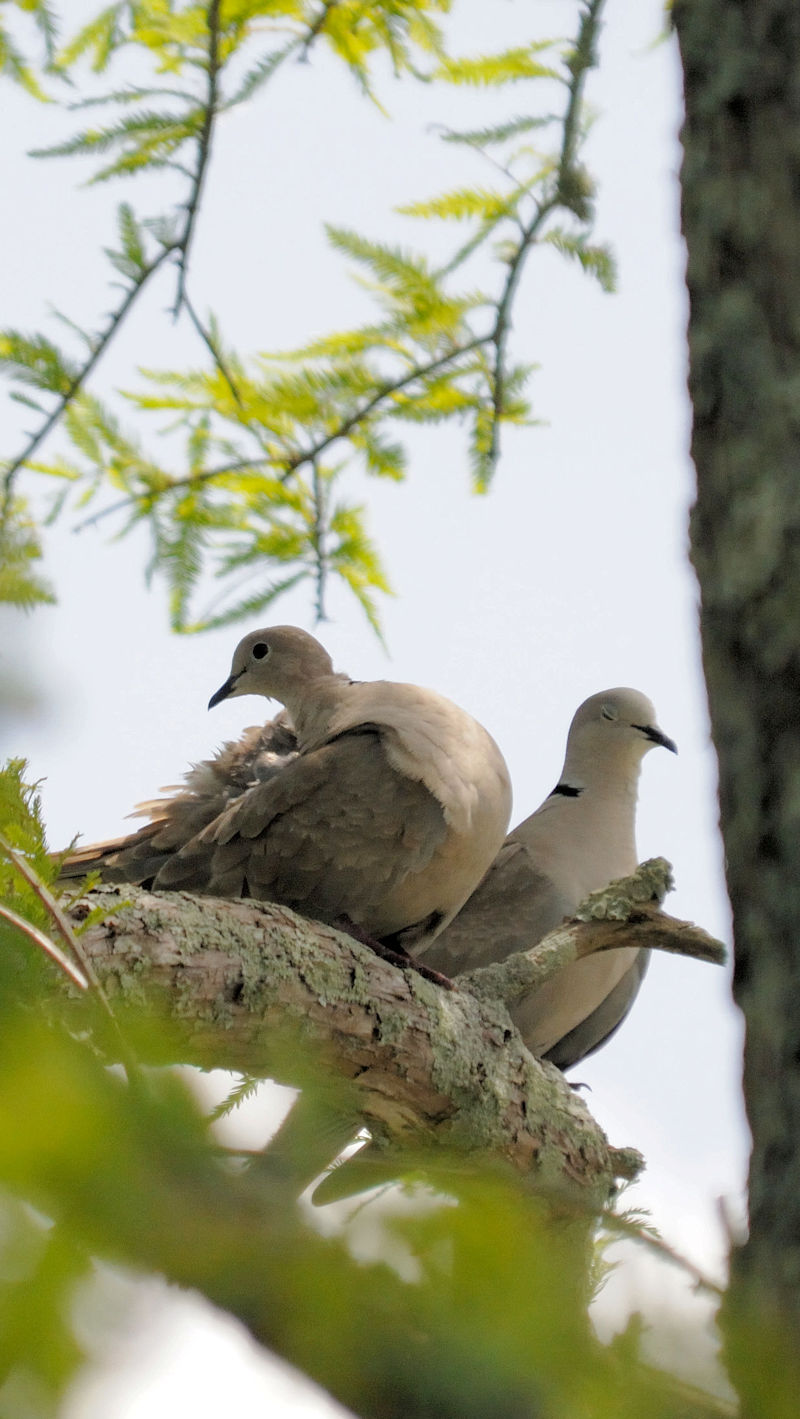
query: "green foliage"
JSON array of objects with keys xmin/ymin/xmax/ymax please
[
  {"xmin": 0, "ymin": 1197, "xmax": 92, "ymax": 1419},
  {"xmin": 397, "ymin": 184, "xmax": 514, "ymax": 222},
  {"xmin": 435, "ymin": 40, "xmax": 560, "ymax": 87},
  {"xmin": 0, "ymin": 981, "xmax": 732, "ymax": 1419},
  {"xmin": 0, "ymin": 329, "xmax": 79, "ymax": 399},
  {"xmin": 544, "ymin": 226, "xmax": 617, "ymax": 291},
  {"xmin": 32, "ymin": 386, "xmax": 391, "ymax": 631},
  {"xmin": 208, "ymin": 1070, "xmax": 261, "ymax": 1120},
  {"xmin": 0, "ymin": 759, "xmax": 55, "ymax": 912},
  {"xmin": 33, "ymin": 106, "xmax": 207, "ymax": 185},
  {"xmin": 0, "ymin": 498, "xmax": 55, "ymax": 610},
  {"xmin": 0, "ymin": 759, "xmax": 84, "ymax": 1009},
  {"xmin": 0, "ymin": 0, "xmax": 614, "ymax": 633},
  {"xmin": 51, "ymin": 0, "xmax": 451, "ymax": 120},
  {"xmin": 0, "ymin": 0, "xmax": 56, "ymax": 96},
  {"xmin": 437, "ymin": 113, "xmax": 556, "ymax": 148},
  {"xmin": 0, "ymin": 765, "xmax": 732, "ymax": 1417}
]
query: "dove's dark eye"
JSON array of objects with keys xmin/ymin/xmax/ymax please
[{"xmin": 252, "ymin": 642, "xmax": 269, "ymax": 660}]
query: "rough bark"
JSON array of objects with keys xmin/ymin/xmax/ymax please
[
  {"xmin": 674, "ymin": 0, "xmax": 800, "ymax": 1389},
  {"xmin": 65, "ymin": 872, "xmax": 722, "ymax": 1207}
]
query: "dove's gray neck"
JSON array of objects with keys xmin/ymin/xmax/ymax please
[
  {"xmin": 560, "ymin": 739, "xmax": 647, "ymax": 803},
  {"xmin": 531, "ymin": 740, "xmax": 649, "ymax": 891},
  {"xmin": 283, "ymin": 673, "xmax": 353, "ymax": 749}
]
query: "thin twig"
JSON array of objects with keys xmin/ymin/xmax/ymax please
[
  {"xmin": 0, "ymin": 835, "xmax": 139, "ymax": 1077},
  {"xmin": 0, "ymin": 835, "xmax": 118, "ymax": 1001},
  {"xmin": 172, "ymin": 0, "xmax": 222, "ymax": 318},
  {"xmin": 0, "ymin": 902, "xmax": 88, "ymax": 990},
  {"xmin": 487, "ymin": 0, "xmax": 605, "ymax": 470},
  {"xmin": 182, "ymin": 292, "xmax": 245, "ymax": 409},
  {"xmin": 311, "ymin": 457, "xmax": 328, "ymax": 621},
  {"xmin": 300, "ymin": 0, "xmax": 338, "ymax": 59},
  {"xmin": 0, "ymin": 243, "xmax": 177, "ymax": 526},
  {"xmin": 52, "ymin": 0, "xmax": 605, "ymax": 559},
  {"xmin": 69, "ymin": 334, "xmax": 489, "ymax": 530},
  {"xmin": 600, "ymin": 1207, "xmax": 726, "ymax": 1299}
]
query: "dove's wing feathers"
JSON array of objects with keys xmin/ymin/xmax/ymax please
[
  {"xmin": 154, "ymin": 727, "xmax": 450, "ymax": 942},
  {"xmin": 416, "ymin": 840, "xmax": 570, "ymax": 975},
  {"xmin": 59, "ymin": 717, "xmax": 298, "ymax": 885},
  {"xmin": 510, "ymin": 942, "xmax": 647, "ymax": 1060},
  {"xmin": 541, "ymin": 949, "xmax": 651, "ymax": 1070}
]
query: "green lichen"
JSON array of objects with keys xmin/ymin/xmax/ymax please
[{"xmin": 575, "ymin": 858, "xmax": 674, "ymax": 922}]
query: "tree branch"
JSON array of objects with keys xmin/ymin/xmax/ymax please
[
  {"xmin": 461, "ymin": 859, "xmax": 727, "ymax": 1009},
  {"xmin": 66, "ymin": 883, "xmax": 641, "ymax": 1206},
  {"xmin": 172, "ymin": 0, "xmax": 222, "ymax": 318},
  {"xmin": 0, "ymin": 243, "xmax": 177, "ymax": 525},
  {"xmin": 67, "ymin": 333, "xmax": 489, "ymax": 532},
  {"xmin": 486, "ymin": 0, "xmax": 605, "ymax": 472},
  {"xmin": 300, "ymin": 0, "xmax": 338, "ymax": 59},
  {"xmin": 181, "ymin": 292, "xmax": 245, "ymax": 409},
  {"xmin": 0, "ymin": 901, "xmax": 88, "ymax": 990}
]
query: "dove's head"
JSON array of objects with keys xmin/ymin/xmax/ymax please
[
  {"xmin": 208, "ymin": 626, "xmax": 336, "ymax": 712},
  {"xmin": 563, "ymin": 688, "xmax": 677, "ymax": 784}
]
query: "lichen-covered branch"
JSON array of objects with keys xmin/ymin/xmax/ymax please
[
  {"xmin": 462, "ymin": 858, "xmax": 726, "ymax": 1008},
  {"xmin": 67, "ymin": 883, "xmax": 646, "ymax": 1205}
]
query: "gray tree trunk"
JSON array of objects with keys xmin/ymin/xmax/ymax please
[{"xmin": 674, "ymin": 0, "xmax": 800, "ymax": 1393}]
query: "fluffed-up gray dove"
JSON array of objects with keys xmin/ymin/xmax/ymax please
[
  {"xmin": 61, "ymin": 714, "xmax": 299, "ymax": 884},
  {"xmin": 61, "ymin": 626, "xmax": 512, "ymax": 971},
  {"xmin": 419, "ymin": 688, "xmax": 677, "ymax": 1067}
]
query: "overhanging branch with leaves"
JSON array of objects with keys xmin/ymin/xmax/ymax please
[{"xmin": 1, "ymin": 0, "xmax": 611, "ymax": 634}]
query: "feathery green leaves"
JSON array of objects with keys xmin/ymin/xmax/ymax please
[
  {"xmin": 0, "ymin": 761, "xmax": 53, "ymax": 904},
  {"xmin": 435, "ymin": 41, "xmax": 560, "ymax": 88},
  {"xmin": 544, "ymin": 227, "xmax": 617, "ymax": 290},
  {"xmin": 32, "ymin": 105, "xmax": 206, "ymax": 181},
  {"xmin": 0, "ymin": 499, "xmax": 56, "ymax": 611},
  {"xmin": 3, "ymin": 0, "xmax": 612, "ymax": 634},
  {"xmin": 0, "ymin": 330, "xmax": 80, "ymax": 397},
  {"xmin": 31, "ymin": 384, "xmax": 392, "ymax": 633},
  {"xmin": 0, "ymin": 0, "xmax": 57, "ymax": 95},
  {"xmin": 0, "ymin": 760, "xmax": 85, "ymax": 1006}
]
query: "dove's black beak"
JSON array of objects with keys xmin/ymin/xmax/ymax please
[
  {"xmin": 208, "ymin": 670, "xmax": 243, "ymax": 710},
  {"xmin": 636, "ymin": 723, "xmax": 678, "ymax": 754}
]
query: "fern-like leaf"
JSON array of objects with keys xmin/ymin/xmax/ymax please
[{"xmin": 436, "ymin": 43, "xmax": 559, "ymax": 88}]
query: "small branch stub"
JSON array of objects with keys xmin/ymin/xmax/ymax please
[{"xmin": 461, "ymin": 859, "xmax": 726, "ymax": 1009}]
